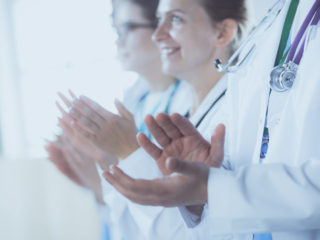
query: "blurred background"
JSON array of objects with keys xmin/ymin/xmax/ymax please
[{"xmin": 0, "ymin": 0, "xmax": 272, "ymax": 239}]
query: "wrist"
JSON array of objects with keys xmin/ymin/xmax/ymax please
[{"xmin": 119, "ymin": 141, "xmax": 139, "ymax": 159}]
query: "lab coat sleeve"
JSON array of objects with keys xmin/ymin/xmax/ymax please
[
  {"xmin": 177, "ymin": 206, "xmax": 202, "ymax": 228},
  {"xmin": 206, "ymin": 159, "xmax": 320, "ymax": 235}
]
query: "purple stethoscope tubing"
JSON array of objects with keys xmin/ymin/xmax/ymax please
[{"xmin": 287, "ymin": 0, "xmax": 320, "ymax": 65}]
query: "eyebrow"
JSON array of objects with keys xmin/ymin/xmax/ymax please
[{"xmin": 157, "ymin": 9, "xmax": 187, "ymax": 16}]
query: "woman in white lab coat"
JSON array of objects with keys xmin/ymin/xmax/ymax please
[
  {"xmin": 104, "ymin": 0, "xmax": 320, "ymax": 239},
  {"xmin": 97, "ymin": 0, "xmax": 251, "ymax": 239},
  {"xmin": 46, "ymin": 0, "xmax": 191, "ymax": 239}
]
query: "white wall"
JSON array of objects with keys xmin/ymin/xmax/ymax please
[
  {"xmin": 0, "ymin": 0, "xmax": 26, "ymax": 157},
  {"xmin": 1, "ymin": 0, "xmax": 137, "ymax": 158}
]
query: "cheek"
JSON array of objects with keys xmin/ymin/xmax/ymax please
[
  {"xmin": 172, "ymin": 27, "xmax": 214, "ymax": 53},
  {"xmin": 128, "ymin": 32, "xmax": 155, "ymax": 52},
  {"xmin": 175, "ymin": 31, "xmax": 215, "ymax": 63},
  {"xmin": 124, "ymin": 32, "xmax": 159, "ymax": 66}
]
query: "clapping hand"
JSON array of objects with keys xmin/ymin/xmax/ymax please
[{"xmin": 102, "ymin": 114, "xmax": 226, "ymax": 207}]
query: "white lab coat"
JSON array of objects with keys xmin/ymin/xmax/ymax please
[
  {"xmin": 199, "ymin": 0, "xmax": 320, "ymax": 239},
  {"xmin": 102, "ymin": 80, "xmax": 192, "ymax": 240},
  {"xmin": 122, "ymin": 78, "xmax": 149, "ymax": 113}
]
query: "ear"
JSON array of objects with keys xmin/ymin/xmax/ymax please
[{"xmin": 214, "ymin": 19, "xmax": 238, "ymax": 48}]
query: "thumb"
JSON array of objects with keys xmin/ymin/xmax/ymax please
[
  {"xmin": 115, "ymin": 99, "xmax": 134, "ymax": 120},
  {"xmin": 209, "ymin": 124, "xmax": 225, "ymax": 167},
  {"xmin": 166, "ymin": 157, "xmax": 209, "ymax": 177}
]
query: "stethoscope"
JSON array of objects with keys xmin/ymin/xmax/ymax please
[
  {"xmin": 270, "ymin": 0, "xmax": 320, "ymax": 92},
  {"xmin": 214, "ymin": 0, "xmax": 287, "ymax": 73},
  {"xmin": 215, "ymin": 0, "xmax": 320, "ymax": 92}
]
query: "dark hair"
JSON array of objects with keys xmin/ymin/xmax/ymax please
[
  {"xmin": 112, "ymin": 0, "xmax": 159, "ymax": 26},
  {"xmin": 131, "ymin": 0, "xmax": 159, "ymax": 25},
  {"xmin": 201, "ymin": 0, "xmax": 250, "ymax": 51}
]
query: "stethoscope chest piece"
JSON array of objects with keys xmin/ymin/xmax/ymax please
[{"xmin": 270, "ymin": 61, "xmax": 298, "ymax": 92}]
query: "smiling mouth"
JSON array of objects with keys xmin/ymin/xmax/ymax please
[{"xmin": 161, "ymin": 47, "xmax": 180, "ymax": 57}]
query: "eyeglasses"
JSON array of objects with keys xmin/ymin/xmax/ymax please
[{"xmin": 115, "ymin": 22, "xmax": 157, "ymax": 40}]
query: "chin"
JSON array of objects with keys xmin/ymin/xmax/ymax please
[
  {"xmin": 121, "ymin": 63, "xmax": 133, "ymax": 71},
  {"xmin": 162, "ymin": 64, "xmax": 184, "ymax": 79}
]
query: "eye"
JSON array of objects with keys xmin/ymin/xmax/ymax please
[{"xmin": 171, "ymin": 15, "xmax": 182, "ymax": 24}]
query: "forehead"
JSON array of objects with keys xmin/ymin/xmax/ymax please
[
  {"xmin": 114, "ymin": 1, "xmax": 147, "ymax": 24},
  {"xmin": 157, "ymin": 0, "xmax": 203, "ymax": 15}
]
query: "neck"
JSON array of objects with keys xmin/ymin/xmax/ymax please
[
  {"xmin": 140, "ymin": 64, "xmax": 175, "ymax": 93},
  {"xmin": 182, "ymin": 63, "xmax": 224, "ymax": 115}
]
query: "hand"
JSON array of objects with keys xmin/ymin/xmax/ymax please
[
  {"xmin": 138, "ymin": 113, "xmax": 225, "ymax": 175},
  {"xmin": 46, "ymin": 139, "xmax": 82, "ymax": 186},
  {"xmin": 103, "ymin": 157, "xmax": 210, "ymax": 207},
  {"xmin": 46, "ymin": 135, "xmax": 105, "ymax": 204},
  {"xmin": 102, "ymin": 122, "xmax": 225, "ymax": 207},
  {"xmin": 56, "ymin": 91, "xmax": 118, "ymax": 170},
  {"xmin": 67, "ymin": 95, "xmax": 139, "ymax": 159},
  {"xmin": 57, "ymin": 116, "xmax": 118, "ymax": 171},
  {"xmin": 60, "ymin": 135, "xmax": 105, "ymax": 204}
]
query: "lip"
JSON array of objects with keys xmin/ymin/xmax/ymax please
[{"xmin": 160, "ymin": 46, "xmax": 181, "ymax": 58}]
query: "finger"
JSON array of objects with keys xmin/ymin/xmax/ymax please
[
  {"xmin": 104, "ymin": 167, "xmax": 188, "ymax": 207},
  {"xmin": 55, "ymin": 101, "xmax": 68, "ymax": 116},
  {"xmin": 69, "ymin": 108, "xmax": 100, "ymax": 133},
  {"xmin": 68, "ymin": 89, "xmax": 78, "ymax": 100},
  {"xmin": 79, "ymin": 95, "xmax": 113, "ymax": 120},
  {"xmin": 155, "ymin": 113, "xmax": 183, "ymax": 140},
  {"xmin": 103, "ymin": 167, "xmax": 162, "ymax": 205},
  {"xmin": 137, "ymin": 132, "xmax": 162, "ymax": 160},
  {"xmin": 46, "ymin": 142, "xmax": 77, "ymax": 179},
  {"xmin": 62, "ymin": 138, "xmax": 80, "ymax": 157},
  {"xmin": 73, "ymin": 99, "xmax": 105, "ymax": 127},
  {"xmin": 170, "ymin": 113, "xmax": 199, "ymax": 136},
  {"xmin": 58, "ymin": 92, "xmax": 72, "ymax": 109},
  {"xmin": 59, "ymin": 118, "xmax": 85, "ymax": 145},
  {"xmin": 56, "ymin": 101, "xmax": 75, "ymax": 123},
  {"xmin": 166, "ymin": 157, "xmax": 209, "ymax": 177},
  {"xmin": 144, "ymin": 115, "xmax": 171, "ymax": 147},
  {"xmin": 62, "ymin": 146, "xmax": 86, "ymax": 176},
  {"xmin": 58, "ymin": 117, "xmax": 75, "ymax": 137},
  {"xmin": 115, "ymin": 99, "xmax": 134, "ymax": 120},
  {"xmin": 71, "ymin": 121, "xmax": 96, "ymax": 142},
  {"xmin": 103, "ymin": 168, "xmax": 140, "ymax": 200},
  {"xmin": 62, "ymin": 146, "xmax": 76, "ymax": 162},
  {"xmin": 46, "ymin": 142, "xmax": 62, "ymax": 160},
  {"xmin": 209, "ymin": 124, "xmax": 226, "ymax": 167}
]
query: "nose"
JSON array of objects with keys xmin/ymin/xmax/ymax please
[
  {"xmin": 116, "ymin": 35, "xmax": 125, "ymax": 49},
  {"xmin": 152, "ymin": 20, "xmax": 170, "ymax": 44}
]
